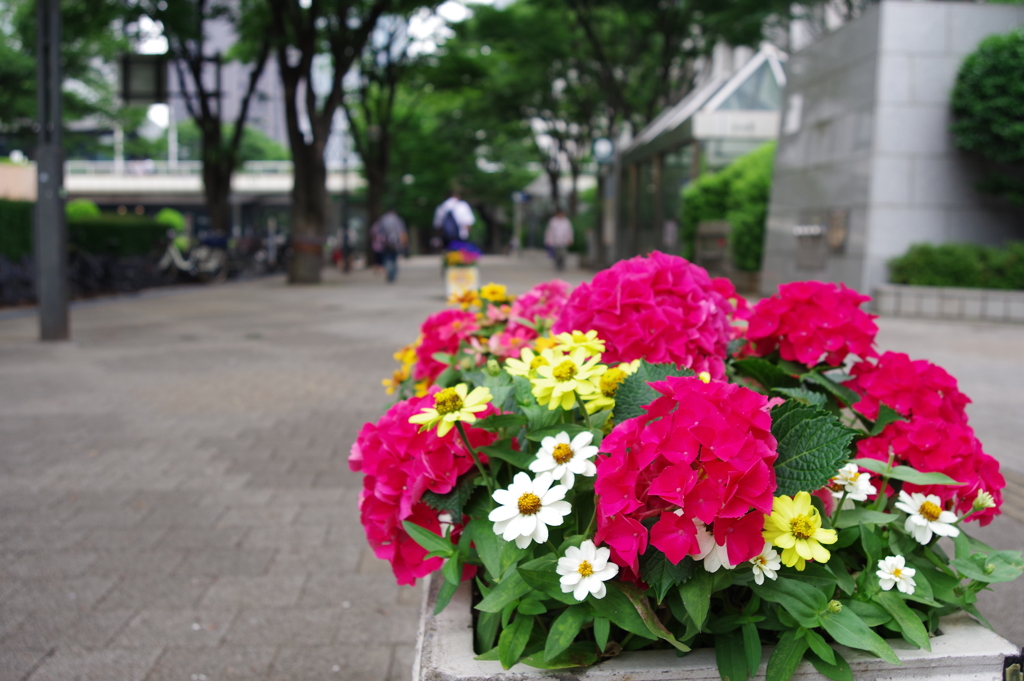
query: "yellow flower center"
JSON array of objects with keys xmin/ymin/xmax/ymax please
[
  {"xmin": 919, "ymin": 500, "xmax": 942, "ymax": 522},
  {"xmin": 552, "ymin": 360, "xmax": 577, "ymax": 382},
  {"xmin": 599, "ymin": 368, "xmax": 627, "ymax": 397},
  {"xmin": 892, "ymin": 567, "xmax": 903, "ymax": 579},
  {"xmin": 530, "ymin": 356, "xmax": 549, "ymax": 370},
  {"xmin": 755, "ymin": 556, "xmax": 768, "ymax": 567},
  {"xmin": 577, "ymin": 560, "xmax": 593, "ymax": 577},
  {"xmin": 552, "ymin": 443, "xmax": 574, "ymax": 465},
  {"xmin": 517, "ymin": 492, "xmax": 542, "ymax": 515},
  {"xmin": 790, "ymin": 514, "xmax": 816, "ymax": 540},
  {"xmin": 828, "ymin": 482, "xmax": 844, "ymax": 492},
  {"xmin": 850, "ymin": 472, "xmax": 860, "ymax": 481},
  {"xmin": 434, "ymin": 388, "xmax": 463, "ymax": 415}
]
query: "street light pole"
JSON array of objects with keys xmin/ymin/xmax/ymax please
[{"xmin": 35, "ymin": 0, "xmax": 68, "ymax": 340}]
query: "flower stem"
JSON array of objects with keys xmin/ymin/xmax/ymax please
[
  {"xmin": 455, "ymin": 421, "xmax": 495, "ymax": 498},
  {"xmin": 872, "ymin": 449, "xmax": 896, "ymax": 512},
  {"xmin": 576, "ymin": 392, "xmax": 593, "ymax": 429},
  {"xmin": 547, "ymin": 540, "xmax": 560, "ymax": 556},
  {"xmin": 830, "ymin": 490, "xmax": 848, "ymax": 526},
  {"xmin": 583, "ymin": 507, "xmax": 597, "ymax": 539}
]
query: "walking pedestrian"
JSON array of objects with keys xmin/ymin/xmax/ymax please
[
  {"xmin": 544, "ymin": 208, "xmax": 574, "ymax": 271},
  {"xmin": 374, "ymin": 209, "xmax": 408, "ymax": 283},
  {"xmin": 432, "ymin": 191, "xmax": 475, "ymax": 249}
]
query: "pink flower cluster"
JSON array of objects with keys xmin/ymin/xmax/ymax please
[
  {"xmin": 747, "ymin": 281, "xmax": 878, "ymax": 367},
  {"xmin": 849, "ymin": 351, "xmax": 1002, "ymax": 524},
  {"xmin": 507, "ymin": 280, "xmax": 571, "ymax": 335},
  {"xmin": 857, "ymin": 418, "xmax": 1003, "ymax": 525},
  {"xmin": 414, "ymin": 309, "xmax": 479, "ymax": 382},
  {"xmin": 594, "ymin": 376, "xmax": 778, "ymax": 580},
  {"xmin": 552, "ymin": 252, "xmax": 744, "ymax": 379},
  {"xmin": 847, "ymin": 352, "xmax": 970, "ymax": 424},
  {"xmin": 349, "ymin": 391, "xmax": 498, "ymax": 584}
]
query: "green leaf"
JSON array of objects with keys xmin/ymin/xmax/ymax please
[
  {"xmin": 521, "ymin": 402, "xmax": 562, "ymax": 430},
  {"xmin": 520, "ymin": 642, "xmax": 598, "ymax": 669},
  {"xmin": 873, "ymin": 590, "xmax": 931, "ymax": 651},
  {"xmin": 467, "ymin": 519, "xmax": 502, "ymax": 579},
  {"xmin": 477, "ymin": 443, "xmax": 534, "ymax": 471},
  {"xmin": 500, "ymin": 539, "xmax": 526, "ymax": 575},
  {"xmin": 807, "ymin": 648, "xmax": 853, "ymax": 681},
  {"xmin": 442, "ymin": 555, "xmax": 462, "ymax": 585},
  {"xmin": 677, "ymin": 568, "xmax": 713, "ymax": 630},
  {"xmin": 733, "ymin": 357, "xmax": 799, "ymax": 390},
  {"xmin": 772, "ymin": 405, "xmax": 857, "ymax": 496},
  {"xmin": 474, "ymin": 413, "xmax": 528, "ymax": 432},
  {"xmin": 742, "ymin": 622, "xmax": 762, "ymax": 677},
  {"xmin": 594, "ymin": 617, "xmax": 610, "ymax": 652},
  {"xmin": 421, "ymin": 475, "xmax": 478, "ymax": 520},
  {"xmin": 753, "ymin": 577, "xmax": 828, "ymax": 629},
  {"xmin": 518, "ymin": 566, "xmax": 577, "ymax": 606},
  {"xmin": 952, "ymin": 531, "xmax": 972, "ymax": 560},
  {"xmin": 435, "ymin": 366, "xmax": 461, "ymax": 388},
  {"xmin": 588, "ymin": 581, "xmax": 657, "ymax": 640},
  {"xmin": 618, "ymin": 582, "xmax": 691, "ymax": 653},
  {"xmin": 952, "ymin": 551, "xmax": 1024, "ymax": 583},
  {"xmin": 401, "ymin": 521, "xmax": 455, "ymax": 557},
  {"xmin": 544, "ymin": 604, "xmax": 592, "ymax": 661},
  {"xmin": 498, "ymin": 614, "xmax": 534, "ymax": 669},
  {"xmin": 833, "ymin": 509, "xmax": 897, "ymax": 529},
  {"xmin": 819, "ymin": 608, "xmax": 901, "ymax": 665},
  {"xmin": 715, "ymin": 629, "xmax": 750, "ymax": 681},
  {"xmin": 525, "ymin": 423, "xmax": 591, "ymax": 442},
  {"xmin": 840, "ymin": 599, "xmax": 891, "ymax": 627},
  {"xmin": 476, "ymin": 610, "xmax": 500, "ymax": 652},
  {"xmin": 765, "ymin": 629, "xmax": 809, "ymax": 681},
  {"xmin": 867, "ymin": 403, "xmax": 907, "ymax": 436},
  {"xmin": 517, "ymin": 598, "xmax": 547, "ymax": 616},
  {"xmin": 772, "ymin": 386, "xmax": 827, "ymax": 407},
  {"xmin": 802, "ymin": 371, "xmax": 860, "ymax": 406},
  {"xmin": 611, "ymin": 361, "xmax": 694, "ymax": 425},
  {"xmin": 476, "ymin": 570, "xmax": 531, "ymax": 613},
  {"xmin": 512, "ymin": 375, "xmax": 534, "ymax": 404},
  {"xmin": 803, "ymin": 627, "xmax": 836, "ymax": 665},
  {"xmin": 434, "ymin": 578, "xmax": 458, "ymax": 615},
  {"xmin": 640, "ymin": 549, "xmax": 693, "ymax": 604},
  {"xmin": 851, "ymin": 459, "xmax": 965, "ymax": 486}
]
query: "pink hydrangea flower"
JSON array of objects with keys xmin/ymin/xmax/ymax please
[
  {"xmin": 349, "ymin": 391, "xmax": 498, "ymax": 584},
  {"xmin": 594, "ymin": 376, "xmax": 777, "ymax": 576},
  {"xmin": 847, "ymin": 352, "xmax": 970, "ymax": 424},
  {"xmin": 552, "ymin": 252, "xmax": 743, "ymax": 379},
  {"xmin": 414, "ymin": 309, "xmax": 479, "ymax": 382},
  {"xmin": 747, "ymin": 281, "xmax": 878, "ymax": 367},
  {"xmin": 507, "ymin": 280, "xmax": 572, "ymax": 335},
  {"xmin": 857, "ymin": 418, "xmax": 1004, "ymax": 526},
  {"xmin": 488, "ymin": 326, "xmax": 535, "ymax": 359}
]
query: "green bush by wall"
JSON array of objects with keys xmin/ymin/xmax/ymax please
[
  {"xmin": 889, "ymin": 242, "xmax": 1024, "ymax": 290},
  {"xmin": 65, "ymin": 199, "xmax": 101, "ymax": 221},
  {"xmin": 155, "ymin": 207, "xmax": 186, "ymax": 233},
  {"xmin": 0, "ymin": 199, "xmax": 34, "ymax": 260},
  {"xmin": 680, "ymin": 141, "xmax": 775, "ymax": 271}
]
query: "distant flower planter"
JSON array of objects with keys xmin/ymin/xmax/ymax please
[
  {"xmin": 445, "ymin": 265, "xmax": 479, "ymax": 298},
  {"xmin": 412, "ymin": 575, "xmax": 1020, "ymax": 681}
]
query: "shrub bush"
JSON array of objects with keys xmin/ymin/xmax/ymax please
[
  {"xmin": 65, "ymin": 198, "xmax": 100, "ymax": 221},
  {"xmin": 155, "ymin": 207, "xmax": 186, "ymax": 233},
  {"xmin": 68, "ymin": 215, "xmax": 168, "ymax": 257},
  {"xmin": 0, "ymin": 199, "xmax": 33, "ymax": 260},
  {"xmin": 680, "ymin": 141, "xmax": 775, "ymax": 271},
  {"xmin": 889, "ymin": 241, "xmax": 1024, "ymax": 289}
]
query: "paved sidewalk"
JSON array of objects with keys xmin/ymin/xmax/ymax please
[{"xmin": 0, "ymin": 255, "xmax": 1020, "ymax": 681}]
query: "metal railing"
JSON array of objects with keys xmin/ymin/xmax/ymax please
[{"xmin": 64, "ymin": 159, "xmax": 361, "ymax": 175}]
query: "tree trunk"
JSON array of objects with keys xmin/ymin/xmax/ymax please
[
  {"xmin": 568, "ymin": 164, "xmax": 580, "ymax": 219},
  {"xmin": 202, "ymin": 161, "xmax": 233, "ymax": 236},
  {"xmin": 546, "ymin": 165, "xmax": 561, "ymax": 213},
  {"xmin": 288, "ymin": 143, "xmax": 328, "ymax": 284},
  {"xmin": 364, "ymin": 165, "xmax": 385, "ymax": 261}
]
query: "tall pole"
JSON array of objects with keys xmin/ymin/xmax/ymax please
[{"xmin": 35, "ymin": 0, "xmax": 68, "ymax": 340}]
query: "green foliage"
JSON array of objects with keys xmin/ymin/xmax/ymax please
[
  {"xmin": 770, "ymin": 402, "xmax": 857, "ymax": 497},
  {"xmin": 154, "ymin": 208, "xmax": 187, "ymax": 233},
  {"xmin": 68, "ymin": 214, "xmax": 167, "ymax": 256},
  {"xmin": 65, "ymin": 199, "xmax": 100, "ymax": 221},
  {"xmin": 0, "ymin": 199, "xmax": 33, "ymax": 260},
  {"xmin": 680, "ymin": 142, "xmax": 775, "ymax": 271},
  {"xmin": 611, "ymin": 360, "xmax": 695, "ymax": 425},
  {"xmin": 888, "ymin": 241, "xmax": 1024, "ymax": 289}
]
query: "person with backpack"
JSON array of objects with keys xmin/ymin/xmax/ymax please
[
  {"xmin": 372, "ymin": 209, "xmax": 408, "ymax": 283},
  {"xmin": 432, "ymin": 191, "xmax": 475, "ymax": 249}
]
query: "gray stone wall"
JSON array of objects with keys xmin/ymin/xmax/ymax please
[{"xmin": 761, "ymin": 0, "xmax": 1024, "ymax": 297}]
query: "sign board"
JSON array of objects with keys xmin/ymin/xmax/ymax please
[
  {"xmin": 692, "ymin": 110, "xmax": 780, "ymax": 140},
  {"xmin": 121, "ymin": 53, "xmax": 168, "ymax": 105}
]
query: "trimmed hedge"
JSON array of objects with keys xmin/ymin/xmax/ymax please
[
  {"xmin": 889, "ymin": 241, "xmax": 1024, "ymax": 290},
  {"xmin": 680, "ymin": 142, "xmax": 775, "ymax": 271},
  {"xmin": 0, "ymin": 199, "xmax": 33, "ymax": 260}
]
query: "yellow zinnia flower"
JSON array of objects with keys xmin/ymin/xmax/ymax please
[
  {"xmin": 762, "ymin": 491, "xmax": 838, "ymax": 571},
  {"xmin": 480, "ymin": 282, "xmax": 508, "ymax": 303},
  {"xmin": 409, "ymin": 384, "xmax": 493, "ymax": 437},
  {"xmin": 533, "ymin": 336, "xmax": 558, "ymax": 352},
  {"xmin": 505, "ymin": 347, "xmax": 557, "ymax": 378},
  {"xmin": 531, "ymin": 348, "xmax": 605, "ymax": 411},
  {"xmin": 448, "ymin": 290, "xmax": 481, "ymax": 310},
  {"xmin": 553, "ymin": 330, "xmax": 606, "ymax": 357},
  {"xmin": 581, "ymin": 361, "xmax": 639, "ymax": 414},
  {"xmin": 382, "ymin": 366, "xmax": 410, "ymax": 395}
]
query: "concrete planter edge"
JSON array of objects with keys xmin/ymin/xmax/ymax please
[{"xmin": 413, "ymin": 574, "xmax": 1019, "ymax": 681}]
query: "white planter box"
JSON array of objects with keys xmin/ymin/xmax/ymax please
[{"xmin": 413, "ymin": 575, "xmax": 1019, "ymax": 681}]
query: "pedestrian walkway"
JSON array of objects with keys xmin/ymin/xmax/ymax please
[{"xmin": 0, "ymin": 256, "xmax": 1020, "ymax": 681}]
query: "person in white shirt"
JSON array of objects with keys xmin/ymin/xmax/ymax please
[
  {"xmin": 544, "ymin": 208, "xmax": 574, "ymax": 271},
  {"xmin": 432, "ymin": 192, "xmax": 476, "ymax": 247}
]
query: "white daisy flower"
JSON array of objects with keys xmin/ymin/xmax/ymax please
[
  {"xmin": 829, "ymin": 463, "xmax": 877, "ymax": 502},
  {"xmin": 876, "ymin": 555, "xmax": 916, "ymax": 595},
  {"xmin": 488, "ymin": 472, "xmax": 571, "ymax": 549},
  {"xmin": 529, "ymin": 431, "xmax": 599, "ymax": 488},
  {"xmin": 556, "ymin": 540, "xmax": 619, "ymax": 601},
  {"xmin": 749, "ymin": 543, "xmax": 781, "ymax": 585},
  {"xmin": 693, "ymin": 519, "xmax": 735, "ymax": 573},
  {"xmin": 895, "ymin": 490, "xmax": 960, "ymax": 545}
]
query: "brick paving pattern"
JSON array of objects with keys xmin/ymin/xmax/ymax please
[{"xmin": 0, "ymin": 254, "xmax": 1020, "ymax": 681}]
